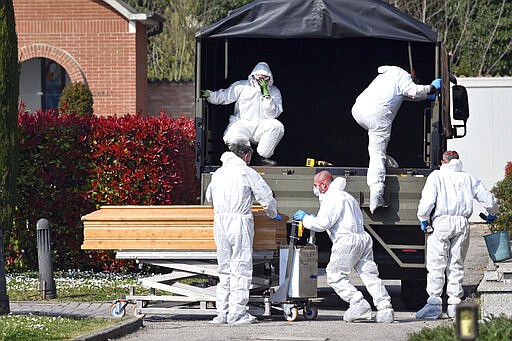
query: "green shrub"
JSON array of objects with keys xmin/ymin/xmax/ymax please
[
  {"xmin": 408, "ymin": 316, "xmax": 512, "ymax": 341},
  {"xmin": 491, "ymin": 161, "xmax": 512, "ymax": 233},
  {"xmin": 0, "ymin": 0, "xmax": 20, "ymax": 270},
  {"xmin": 58, "ymin": 82, "xmax": 94, "ymax": 116}
]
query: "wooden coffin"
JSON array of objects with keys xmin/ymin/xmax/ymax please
[{"xmin": 81, "ymin": 205, "xmax": 288, "ymax": 251}]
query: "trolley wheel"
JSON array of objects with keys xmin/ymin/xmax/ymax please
[
  {"xmin": 303, "ymin": 304, "xmax": 318, "ymax": 320},
  {"xmin": 283, "ymin": 307, "xmax": 299, "ymax": 322},
  {"xmin": 110, "ymin": 303, "xmax": 126, "ymax": 318},
  {"xmin": 132, "ymin": 305, "xmax": 146, "ymax": 319}
]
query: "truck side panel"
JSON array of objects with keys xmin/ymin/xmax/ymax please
[{"xmin": 201, "ymin": 168, "xmax": 427, "ymax": 279}]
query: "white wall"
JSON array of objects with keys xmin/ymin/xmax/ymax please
[
  {"xmin": 20, "ymin": 58, "xmax": 42, "ymax": 112},
  {"xmin": 448, "ymin": 77, "xmax": 512, "ymax": 221}
]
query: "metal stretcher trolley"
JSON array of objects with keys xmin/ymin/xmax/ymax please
[{"xmin": 109, "ymin": 222, "xmax": 318, "ymax": 322}]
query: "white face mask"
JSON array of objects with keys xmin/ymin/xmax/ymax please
[{"xmin": 313, "ymin": 186, "xmax": 320, "ymax": 197}]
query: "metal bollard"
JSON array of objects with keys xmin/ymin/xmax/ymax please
[{"xmin": 37, "ymin": 219, "xmax": 56, "ymax": 299}]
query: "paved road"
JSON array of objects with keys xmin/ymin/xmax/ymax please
[
  {"xmin": 10, "ymin": 301, "xmax": 112, "ymax": 319},
  {"xmin": 114, "ymin": 224, "xmax": 491, "ymax": 341}
]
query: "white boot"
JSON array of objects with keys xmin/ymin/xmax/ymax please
[
  {"xmin": 369, "ymin": 184, "xmax": 385, "ymax": 213},
  {"xmin": 344, "ymin": 298, "xmax": 371, "ymax": 322},
  {"xmin": 447, "ymin": 304, "xmax": 457, "ymax": 318},
  {"xmin": 369, "ymin": 193, "xmax": 385, "ymax": 214},
  {"xmin": 416, "ymin": 297, "xmax": 443, "ymax": 320},
  {"xmin": 228, "ymin": 312, "xmax": 258, "ymax": 324},
  {"xmin": 385, "ymin": 155, "xmax": 399, "ymax": 168},
  {"xmin": 375, "ymin": 308, "xmax": 394, "ymax": 323},
  {"xmin": 209, "ymin": 313, "xmax": 227, "ymax": 324}
]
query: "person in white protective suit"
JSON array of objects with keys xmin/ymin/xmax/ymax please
[
  {"xmin": 293, "ymin": 171, "xmax": 394, "ymax": 323},
  {"xmin": 351, "ymin": 66, "xmax": 441, "ymax": 213},
  {"xmin": 205, "ymin": 143, "xmax": 282, "ymax": 324},
  {"xmin": 416, "ymin": 150, "xmax": 498, "ymax": 319},
  {"xmin": 200, "ymin": 62, "xmax": 284, "ymax": 166}
]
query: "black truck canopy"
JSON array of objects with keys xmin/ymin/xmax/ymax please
[
  {"xmin": 196, "ymin": 0, "xmax": 441, "ymax": 169},
  {"xmin": 198, "ymin": 0, "xmax": 438, "ymax": 42}
]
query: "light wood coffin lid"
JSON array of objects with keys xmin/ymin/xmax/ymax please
[{"xmin": 81, "ymin": 205, "xmax": 288, "ymax": 251}]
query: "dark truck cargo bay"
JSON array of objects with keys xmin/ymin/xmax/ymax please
[{"xmin": 200, "ymin": 38, "xmax": 436, "ymax": 170}]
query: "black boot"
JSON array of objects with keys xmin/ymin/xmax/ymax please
[
  {"xmin": 260, "ymin": 158, "xmax": 278, "ymax": 166},
  {"xmin": 252, "ymin": 155, "xmax": 278, "ymax": 166}
]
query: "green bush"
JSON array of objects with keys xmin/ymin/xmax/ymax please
[
  {"xmin": 0, "ymin": 0, "xmax": 20, "ymax": 268},
  {"xmin": 58, "ymin": 82, "xmax": 94, "ymax": 116},
  {"xmin": 491, "ymin": 161, "xmax": 512, "ymax": 233},
  {"xmin": 408, "ymin": 316, "xmax": 512, "ymax": 341}
]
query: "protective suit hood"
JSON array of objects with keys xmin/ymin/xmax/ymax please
[
  {"xmin": 377, "ymin": 65, "xmax": 395, "ymax": 74},
  {"xmin": 249, "ymin": 62, "xmax": 274, "ymax": 87},
  {"xmin": 220, "ymin": 151, "xmax": 246, "ymax": 166},
  {"xmin": 441, "ymin": 159, "xmax": 463, "ymax": 172},
  {"xmin": 377, "ymin": 65, "xmax": 412, "ymax": 76},
  {"xmin": 328, "ymin": 177, "xmax": 347, "ymax": 192}
]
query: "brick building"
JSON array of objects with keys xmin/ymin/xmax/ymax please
[
  {"xmin": 14, "ymin": 0, "xmax": 164, "ymax": 115},
  {"xmin": 147, "ymin": 80, "xmax": 195, "ymax": 118}
]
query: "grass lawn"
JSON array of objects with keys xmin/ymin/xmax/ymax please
[
  {"xmin": 0, "ymin": 314, "xmax": 128, "ymax": 340},
  {"xmin": 4, "ymin": 270, "xmax": 143, "ymax": 340},
  {"xmin": 6, "ymin": 270, "xmax": 142, "ymax": 302}
]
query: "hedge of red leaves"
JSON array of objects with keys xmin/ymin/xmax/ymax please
[
  {"xmin": 88, "ymin": 113, "xmax": 197, "ymax": 206},
  {"xmin": 7, "ymin": 110, "xmax": 198, "ymax": 271}
]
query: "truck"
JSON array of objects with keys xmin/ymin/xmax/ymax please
[{"xmin": 194, "ymin": 0, "xmax": 470, "ymax": 309}]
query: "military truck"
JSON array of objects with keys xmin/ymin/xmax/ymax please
[{"xmin": 194, "ymin": 0, "xmax": 469, "ymax": 309}]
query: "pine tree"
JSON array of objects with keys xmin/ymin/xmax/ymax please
[{"xmin": 0, "ymin": 0, "xmax": 20, "ymax": 314}]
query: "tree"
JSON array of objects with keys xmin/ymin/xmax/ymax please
[
  {"xmin": 126, "ymin": 0, "xmax": 252, "ymax": 81},
  {"xmin": 387, "ymin": 0, "xmax": 512, "ymax": 76},
  {"xmin": 0, "ymin": 0, "xmax": 20, "ymax": 314},
  {"xmin": 59, "ymin": 82, "xmax": 94, "ymax": 116},
  {"xmin": 131, "ymin": 0, "xmax": 512, "ymax": 79},
  {"xmin": 448, "ymin": 0, "xmax": 512, "ymax": 76}
]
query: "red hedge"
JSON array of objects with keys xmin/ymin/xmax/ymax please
[
  {"xmin": 88, "ymin": 113, "xmax": 197, "ymax": 206},
  {"xmin": 9, "ymin": 110, "xmax": 198, "ymax": 271}
]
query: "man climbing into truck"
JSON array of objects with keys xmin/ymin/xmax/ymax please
[{"xmin": 351, "ymin": 65, "xmax": 441, "ymax": 213}]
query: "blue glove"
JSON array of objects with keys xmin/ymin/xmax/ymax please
[
  {"xmin": 420, "ymin": 221, "xmax": 429, "ymax": 232},
  {"xmin": 431, "ymin": 79, "xmax": 442, "ymax": 90},
  {"xmin": 486, "ymin": 214, "xmax": 497, "ymax": 224},
  {"xmin": 271, "ymin": 214, "xmax": 282, "ymax": 221},
  {"xmin": 293, "ymin": 210, "xmax": 307, "ymax": 221},
  {"xmin": 428, "ymin": 93, "xmax": 436, "ymax": 101}
]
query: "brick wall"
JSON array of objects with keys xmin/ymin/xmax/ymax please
[
  {"xmin": 14, "ymin": 0, "xmax": 147, "ymax": 116},
  {"xmin": 147, "ymin": 81, "xmax": 195, "ymax": 118}
]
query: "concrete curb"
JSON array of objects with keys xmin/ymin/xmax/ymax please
[{"xmin": 73, "ymin": 318, "xmax": 143, "ymax": 341}]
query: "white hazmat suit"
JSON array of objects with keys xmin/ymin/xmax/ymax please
[
  {"xmin": 416, "ymin": 158, "xmax": 498, "ymax": 319},
  {"xmin": 205, "ymin": 151, "xmax": 278, "ymax": 324},
  {"xmin": 351, "ymin": 66, "xmax": 432, "ymax": 213},
  {"xmin": 206, "ymin": 62, "xmax": 284, "ymax": 159},
  {"xmin": 302, "ymin": 177, "xmax": 394, "ymax": 322}
]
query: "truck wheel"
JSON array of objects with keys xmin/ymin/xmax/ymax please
[{"xmin": 401, "ymin": 279, "xmax": 428, "ymax": 310}]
